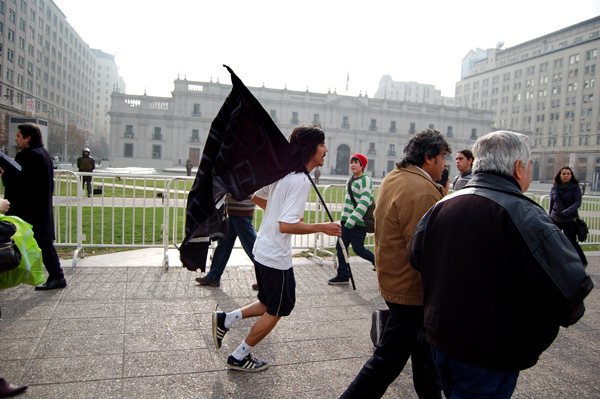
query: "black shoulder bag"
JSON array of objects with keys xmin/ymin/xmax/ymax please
[{"xmin": 0, "ymin": 220, "xmax": 22, "ymax": 274}]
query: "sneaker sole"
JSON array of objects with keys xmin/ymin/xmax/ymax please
[
  {"xmin": 212, "ymin": 312, "xmax": 221, "ymax": 349},
  {"xmin": 227, "ymin": 362, "xmax": 269, "ymax": 372}
]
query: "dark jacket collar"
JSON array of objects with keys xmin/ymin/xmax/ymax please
[{"xmin": 466, "ymin": 172, "xmax": 523, "ymax": 195}]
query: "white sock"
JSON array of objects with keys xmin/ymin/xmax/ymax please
[
  {"xmin": 231, "ymin": 339, "xmax": 253, "ymax": 361},
  {"xmin": 224, "ymin": 309, "xmax": 243, "ymax": 329}
]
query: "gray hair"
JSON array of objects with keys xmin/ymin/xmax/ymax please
[{"xmin": 472, "ymin": 131, "xmax": 531, "ymax": 176}]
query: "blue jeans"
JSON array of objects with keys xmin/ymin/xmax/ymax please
[
  {"xmin": 336, "ymin": 225, "xmax": 375, "ymax": 278},
  {"xmin": 431, "ymin": 346, "xmax": 519, "ymax": 399},
  {"xmin": 206, "ymin": 215, "xmax": 256, "ymax": 282}
]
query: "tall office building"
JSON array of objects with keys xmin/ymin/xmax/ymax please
[
  {"xmin": 456, "ymin": 16, "xmax": 600, "ymax": 185},
  {"xmin": 0, "ymin": 0, "xmax": 123, "ymax": 156},
  {"xmin": 91, "ymin": 49, "xmax": 125, "ymax": 141}
]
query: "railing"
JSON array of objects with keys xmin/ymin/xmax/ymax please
[
  {"xmin": 539, "ymin": 195, "xmax": 600, "ymax": 244},
  {"xmin": 53, "ymin": 172, "xmax": 179, "ymax": 266},
  {"xmin": 44, "ymin": 172, "xmax": 600, "ymax": 270},
  {"xmin": 161, "ymin": 179, "xmax": 337, "ymax": 269}
]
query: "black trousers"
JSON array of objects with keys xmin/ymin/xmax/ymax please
[
  {"xmin": 340, "ymin": 302, "xmax": 441, "ymax": 399},
  {"xmin": 37, "ymin": 240, "xmax": 64, "ymax": 281},
  {"xmin": 554, "ymin": 219, "xmax": 588, "ymax": 265}
]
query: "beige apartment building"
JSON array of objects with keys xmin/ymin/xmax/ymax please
[
  {"xmin": 108, "ymin": 78, "xmax": 493, "ymax": 178},
  {"xmin": 456, "ymin": 16, "xmax": 600, "ymax": 186}
]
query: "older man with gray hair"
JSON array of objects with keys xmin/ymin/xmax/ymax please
[{"xmin": 410, "ymin": 131, "xmax": 593, "ymax": 398}]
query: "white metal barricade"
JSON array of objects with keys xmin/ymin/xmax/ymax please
[
  {"xmin": 161, "ymin": 180, "xmax": 337, "ymax": 270},
  {"xmin": 53, "ymin": 172, "xmax": 177, "ymax": 266},
  {"xmin": 539, "ymin": 194, "xmax": 600, "ymax": 245},
  {"xmin": 50, "ymin": 171, "xmax": 600, "ymax": 269}
]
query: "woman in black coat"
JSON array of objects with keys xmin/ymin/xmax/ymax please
[{"xmin": 549, "ymin": 166, "xmax": 587, "ymax": 266}]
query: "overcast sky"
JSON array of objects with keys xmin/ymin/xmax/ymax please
[{"xmin": 55, "ymin": 0, "xmax": 600, "ymax": 99}]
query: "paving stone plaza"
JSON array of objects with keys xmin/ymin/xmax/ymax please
[{"xmin": 0, "ymin": 249, "xmax": 598, "ymax": 398}]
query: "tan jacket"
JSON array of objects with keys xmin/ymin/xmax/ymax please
[{"xmin": 374, "ymin": 164, "xmax": 443, "ymax": 306}]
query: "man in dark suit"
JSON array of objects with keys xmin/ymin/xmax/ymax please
[{"xmin": 0, "ymin": 122, "xmax": 66, "ymax": 290}]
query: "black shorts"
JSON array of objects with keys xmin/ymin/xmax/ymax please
[{"xmin": 255, "ymin": 260, "xmax": 296, "ymax": 317}]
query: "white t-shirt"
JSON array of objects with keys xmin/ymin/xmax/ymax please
[{"xmin": 253, "ymin": 171, "xmax": 311, "ymax": 270}]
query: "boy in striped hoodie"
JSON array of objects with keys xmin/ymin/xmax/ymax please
[{"xmin": 328, "ymin": 153, "xmax": 376, "ymax": 285}]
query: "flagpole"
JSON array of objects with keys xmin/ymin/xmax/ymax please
[{"xmin": 304, "ymin": 170, "xmax": 356, "ymax": 290}]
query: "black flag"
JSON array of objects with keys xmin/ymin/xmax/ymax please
[{"xmin": 179, "ymin": 65, "xmax": 291, "ymax": 272}]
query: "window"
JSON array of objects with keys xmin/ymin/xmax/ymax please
[
  {"xmin": 586, "ymin": 50, "xmax": 597, "ymax": 60},
  {"xmin": 152, "ymin": 145, "xmax": 161, "ymax": 159},
  {"xmin": 192, "ymin": 103, "xmax": 201, "ymax": 117},
  {"xmin": 554, "ymin": 58, "xmax": 563, "ymax": 68},
  {"xmin": 124, "ymin": 143, "xmax": 133, "ymax": 158},
  {"xmin": 269, "ymin": 109, "xmax": 277, "ymax": 123},
  {"xmin": 312, "ymin": 114, "xmax": 320, "ymax": 125},
  {"xmin": 388, "ymin": 144, "xmax": 396, "ymax": 157},
  {"xmin": 8, "ymin": 28, "xmax": 14, "ymax": 41},
  {"xmin": 369, "ymin": 119, "xmax": 377, "ymax": 132},
  {"xmin": 409, "ymin": 122, "xmax": 416, "ymax": 134},
  {"xmin": 389, "ymin": 120, "xmax": 397, "ymax": 133},
  {"xmin": 447, "ymin": 126, "xmax": 453, "ymax": 138},
  {"xmin": 368, "ymin": 142, "xmax": 376, "ymax": 155},
  {"xmin": 191, "ymin": 129, "xmax": 199, "ymax": 142},
  {"xmin": 291, "ymin": 111, "xmax": 299, "ymax": 125},
  {"xmin": 470, "ymin": 129, "xmax": 477, "ymax": 140},
  {"xmin": 570, "ymin": 54, "xmax": 579, "ymax": 64},
  {"xmin": 341, "ymin": 116, "xmax": 349, "ymax": 129},
  {"xmin": 125, "ymin": 125, "xmax": 134, "ymax": 138},
  {"xmin": 152, "ymin": 127, "xmax": 162, "ymax": 140}
]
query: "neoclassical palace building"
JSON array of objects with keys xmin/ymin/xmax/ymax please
[{"xmin": 108, "ymin": 78, "xmax": 493, "ymax": 178}]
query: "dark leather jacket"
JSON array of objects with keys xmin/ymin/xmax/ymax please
[{"xmin": 411, "ymin": 173, "xmax": 593, "ymax": 370}]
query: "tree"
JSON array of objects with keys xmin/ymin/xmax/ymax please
[
  {"xmin": 67, "ymin": 123, "xmax": 87, "ymax": 161},
  {"xmin": 90, "ymin": 136, "xmax": 109, "ymax": 159},
  {"xmin": 48, "ymin": 123, "xmax": 86, "ymax": 162},
  {"xmin": 48, "ymin": 126, "xmax": 65, "ymax": 157},
  {"xmin": 0, "ymin": 113, "xmax": 7, "ymax": 150}
]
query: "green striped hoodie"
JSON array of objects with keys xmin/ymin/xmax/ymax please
[{"xmin": 341, "ymin": 174, "xmax": 373, "ymax": 229}]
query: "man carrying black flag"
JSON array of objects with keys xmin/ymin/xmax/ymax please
[
  {"xmin": 212, "ymin": 125, "xmax": 341, "ymax": 372},
  {"xmin": 179, "ymin": 66, "xmax": 291, "ymax": 272}
]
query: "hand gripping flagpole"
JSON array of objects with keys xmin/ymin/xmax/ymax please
[{"xmin": 304, "ymin": 171, "xmax": 356, "ymax": 290}]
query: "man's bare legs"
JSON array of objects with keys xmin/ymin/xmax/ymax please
[{"xmin": 240, "ymin": 301, "xmax": 281, "ymax": 346}]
